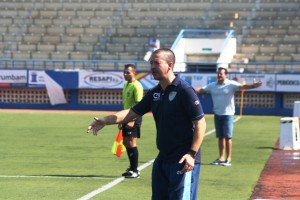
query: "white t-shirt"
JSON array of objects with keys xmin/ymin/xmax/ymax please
[
  {"xmin": 149, "ymin": 38, "xmax": 160, "ymax": 52},
  {"xmin": 203, "ymin": 79, "xmax": 241, "ymax": 115}
]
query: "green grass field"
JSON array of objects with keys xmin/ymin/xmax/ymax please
[{"xmin": 0, "ymin": 110, "xmax": 281, "ymax": 200}]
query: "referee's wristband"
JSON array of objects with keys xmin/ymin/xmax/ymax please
[{"xmin": 187, "ymin": 149, "xmax": 197, "ymax": 158}]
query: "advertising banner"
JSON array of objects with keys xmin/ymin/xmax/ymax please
[
  {"xmin": 79, "ymin": 71, "xmax": 124, "ymax": 89},
  {"xmin": 79, "ymin": 71, "xmax": 159, "ymax": 90},
  {"xmin": 276, "ymin": 74, "xmax": 300, "ymax": 92},
  {"xmin": 2, "ymin": 69, "xmax": 298, "ymax": 93},
  {"xmin": 179, "ymin": 73, "xmax": 216, "ymax": 88},
  {"xmin": 28, "ymin": 70, "xmax": 46, "ymax": 87},
  {"xmin": 179, "ymin": 73, "xmax": 276, "ymax": 92},
  {"xmin": 230, "ymin": 73, "xmax": 276, "ymax": 92},
  {"xmin": 0, "ymin": 69, "xmax": 27, "ymax": 87},
  {"xmin": 136, "ymin": 72, "xmax": 158, "ymax": 90}
]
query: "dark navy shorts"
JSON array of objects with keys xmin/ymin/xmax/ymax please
[{"xmin": 151, "ymin": 157, "xmax": 201, "ymax": 200}]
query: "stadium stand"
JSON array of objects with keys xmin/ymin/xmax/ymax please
[
  {"xmin": 0, "ymin": 0, "xmax": 299, "ymax": 115},
  {"xmin": 0, "ymin": 0, "xmax": 299, "ymax": 73}
]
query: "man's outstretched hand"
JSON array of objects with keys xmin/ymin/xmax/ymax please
[{"xmin": 86, "ymin": 117, "xmax": 105, "ymax": 136}]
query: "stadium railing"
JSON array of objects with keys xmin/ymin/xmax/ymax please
[{"xmin": 0, "ymin": 58, "xmax": 300, "ymax": 74}]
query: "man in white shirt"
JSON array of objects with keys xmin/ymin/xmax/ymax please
[
  {"xmin": 144, "ymin": 36, "xmax": 160, "ymax": 61},
  {"xmin": 148, "ymin": 36, "xmax": 160, "ymax": 52},
  {"xmin": 195, "ymin": 67, "xmax": 262, "ymax": 166}
]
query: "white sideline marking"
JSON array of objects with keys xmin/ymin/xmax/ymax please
[
  {"xmin": 78, "ymin": 116, "xmax": 242, "ymax": 200},
  {"xmin": 205, "ymin": 128, "xmax": 216, "ymax": 136},
  {"xmin": 78, "ymin": 177, "xmax": 125, "ymax": 200},
  {"xmin": 234, "ymin": 116, "xmax": 242, "ymax": 122},
  {"xmin": 77, "ymin": 159, "xmax": 154, "ymax": 200}
]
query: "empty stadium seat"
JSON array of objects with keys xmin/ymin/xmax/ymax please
[{"xmin": 0, "ymin": 0, "xmax": 299, "ymax": 71}]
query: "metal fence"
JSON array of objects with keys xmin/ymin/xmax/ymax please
[{"xmin": 1, "ymin": 58, "xmax": 300, "ymax": 73}]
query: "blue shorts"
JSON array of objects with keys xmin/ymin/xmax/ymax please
[
  {"xmin": 214, "ymin": 115, "xmax": 234, "ymax": 139},
  {"xmin": 151, "ymin": 157, "xmax": 201, "ymax": 200}
]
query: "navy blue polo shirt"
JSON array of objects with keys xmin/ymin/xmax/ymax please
[{"xmin": 132, "ymin": 76, "xmax": 204, "ymax": 162}]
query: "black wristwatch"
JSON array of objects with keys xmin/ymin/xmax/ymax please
[{"xmin": 188, "ymin": 149, "xmax": 197, "ymax": 158}]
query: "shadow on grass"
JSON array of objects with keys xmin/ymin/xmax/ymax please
[
  {"xmin": 256, "ymin": 146, "xmax": 276, "ymax": 150},
  {"xmin": 37, "ymin": 174, "xmax": 118, "ymax": 179},
  {"xmin": 200, "ymin": 163, "xmax": 219, "ymax": 166}
]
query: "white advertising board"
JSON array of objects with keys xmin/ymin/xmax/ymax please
[
  {"xmin": 180, "ymin": 73, "xmax": 276, "ymax": 92},
  {"xmin": 276, "ymin": 74, "xmax": 300, "ymax": 92},
  {"xmin": 0, "ymin": 70, "xmax": 27, "ymax": 83},
  {"xmin": 79, "ymin": 71, "xmax": 124, "ymax": 89},
  {"xmin": 28, "ymin": 70, "xmax": 46, "ymax": 87},
  {"xmin": 229, "ymin": 73, "xmax": 276, "ymax": 92},
  {"xmin": 179, "ymin": 73, "xmax": 216, "ymax": 88},
  {"xmin": 0, "ymin": 69, "xmax": 27, "ymax": 87}
]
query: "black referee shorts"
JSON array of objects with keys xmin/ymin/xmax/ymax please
[{"xmin": 122, "ymin": 117, "xmax": 142, "ymax": 138}]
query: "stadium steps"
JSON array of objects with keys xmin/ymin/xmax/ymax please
[{"xmin": 1, "ymin": 0, "xmax": 300, "ymax": 68}]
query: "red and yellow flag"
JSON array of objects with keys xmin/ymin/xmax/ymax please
[{"xmin": 111, "ymin": 129, "xmax": 126, "ymax": 157}]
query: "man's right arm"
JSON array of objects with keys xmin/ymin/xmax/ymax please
[{"xmin": 86, "ymin": 109, "xmax": 139, "ymax": 136}]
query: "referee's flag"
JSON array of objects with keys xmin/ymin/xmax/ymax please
[{"xmin": 111, "ymin": 129, "xmax": 126, "ymax": 157}]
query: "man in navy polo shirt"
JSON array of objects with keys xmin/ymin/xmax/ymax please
[{"xmin": 87, "ymin": 48, "xmax": 206, "ymax": 200}]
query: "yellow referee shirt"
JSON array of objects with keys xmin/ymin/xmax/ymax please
[{"xmin": 122, "ymin": 80, "xmax": 144, "ymax": 109}]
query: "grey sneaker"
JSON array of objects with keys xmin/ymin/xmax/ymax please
[
  {"xmin": 220, "ymin": 160, "xmax": 232, "ymax": 166},
  {"xmin": 123, "ymin": 170, "xmax": 140, "ymax": 178},
  {"xmin": 210, "ymin": 159, "xmax": 226, "ymax": 165}
]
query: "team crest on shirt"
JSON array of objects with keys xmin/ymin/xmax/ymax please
[
  {"xmin": 168, "ymin": 91, "xmax": 177, "ymax": 101},
  {"xmin": 153, "ymin": 93, "xmax": 160, "ymax": 101}
]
